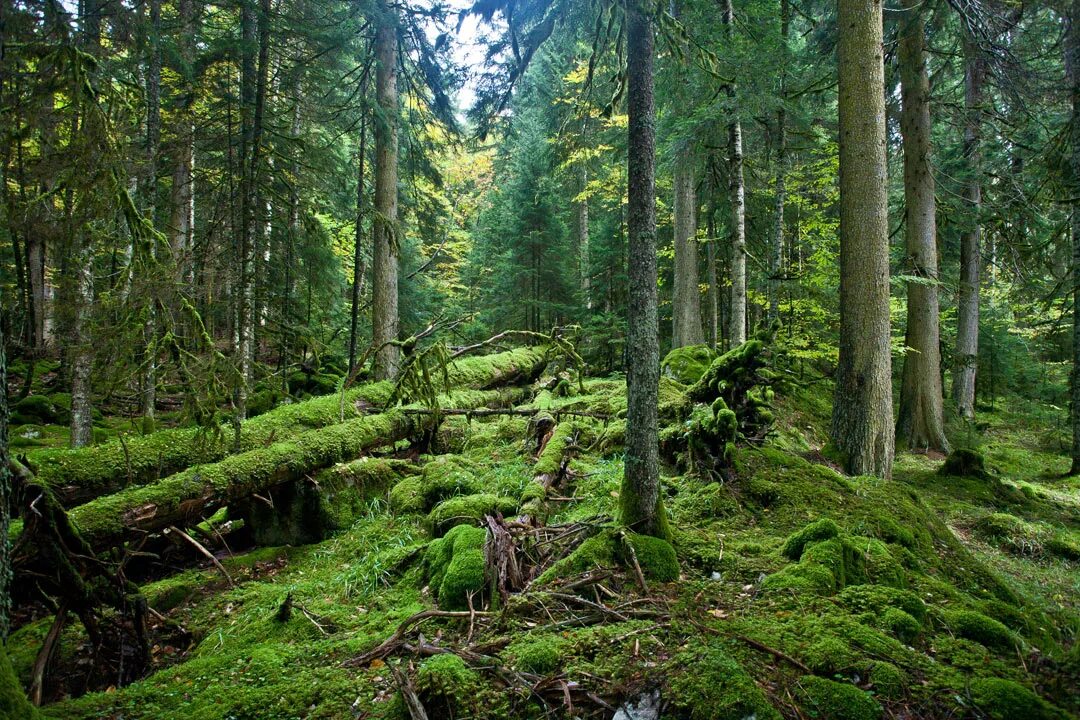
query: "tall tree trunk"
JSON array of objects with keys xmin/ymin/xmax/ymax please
[
  {"xmin": 769, "ymin": 0, "xmax": 789, "ymax": 323},
  {"xmin": 578, "ymin": 163, "xmax": 591, "ymax": 310},
  {"xmin": 372, "ymin": 0, "xmax": 400, "ymax": 380},
  {"xmin": 723, "ymin": 0, "xmax": 746, "ymax": 346},
  {"xmin": 953, "ymin": 25, "xmax": 984, "ymax": 420},
  {"xmin": 896, "ymin": 0, "xmax": 948, "ymax": 452},
  {"xmin": 831, "ymin": 0, "xmax": 894, "ymax": 478},
  {"xmin": 672, "ymin": 144, "xmax": 704, "ymax": 347},
  {"xmin": 620, "ymin": 0, "xmax": 666, "ymax": 539},
  {"xmin": 349, "ymin": 111, "xmax": 368, "ymax": 375},
  {"xmin": 167, "ymin": 0, "xmax": 198, "ymax": 286},
  {"xmin": 706, "ymin": 184, "xmax": 719, "ymax": 349},
  {"xmin": 1069, "ymin": 0, "xmax": 1080, "ymax": 473},
  {"xmin": 141, "ymin": 0, "xmax": 162, "ymax": 423}
]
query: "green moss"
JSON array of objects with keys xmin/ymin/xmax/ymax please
[
  {"xmin": 661, "ymin": 344, "xmax": 716, "ymax": 385},
  {"xmin": 0, "ymin": 647, "xmax": 38, "ymax": 719},
  {"xmin": 868, "ymin": 661, "xmax": 905, "ymax": 698},
  {"xmin": 804, "ymin": 637, "xmax": 859, "ymax": 675},
  {"xmin": 428, "ymin": 493, "xmax": 517, "ymax": 536},
  {"xmin": 426, "ymin": 524, "xmax": 489, "ymax": 610},
  {"xmin": 969, "ymin": 678, "xmax": 1068, "ymax": 720},
  {"xmin": 796, "ymin": 676, "xmax": 882, "ymax": 720},
  {"xmin": 838, "ymin": 585, "xmax": 926, "ymax": 622},
  {"xmin": 939, "ymin": 447, "xmax": 991, "ymax": 480},
  {"xmin": 508, "ymin": 635, "xmax": 566, "ymax": 674},
  {"xmin": 622, "ymin": 532, "xmax": 679, "ymax": 581},
  {"xmin": 667, "ymin": 644, "xmax": 782, "ymax": 720},
  {"xmin": 415, "ymin": 653, "xmax": 479, "ymax": 705},
  {"xmin": 389, "ymin": 476, "xmax": 426, "ymax": 514},
  {"xmin": 535, "ymin": 531, "xmax": 617, "ymax": 584},
  {"xmin": 881, "ymin": 607, "xmax": 921, "ymax": 643},
  {"xmin": 944, "ymin": 610, "xmax": 1016, "ymax": 651},
  {"xmin": 782, "ymin": 518, "xmax": 841, "ymax": 560}
]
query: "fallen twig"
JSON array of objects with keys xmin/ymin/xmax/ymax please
[{"xmin": 167, "ymin": 525, "xmax": 236, "ymax": 588}]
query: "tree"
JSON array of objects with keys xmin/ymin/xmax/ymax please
[
  {"xmin": 896, "ymin": 0, "xmax": 948, "ymax": 452},
  {"xmin": 1070, "ymin": 0, "xmax": 1080, "ymax": 474},
  {"xmin": 620, "ymin": 0, "xmax": 667, "ymax": 538},
  {"xmin": 769, "ymin": 0, "xmax": 790, "ymax": 323},
  {"xmin": 830, "ymin": 0, "xmax": 894, "ymax": 478},
  {"xmin": 372, "ymin": 0, "xmax": 401, "ymax": 380},
  {"xmin": 723, "ymin": 0, "xmax": 746, "ymax": 347},
  {"xmin": 672, "ymin": 142, "xmax": 704, "ymax": 347}
]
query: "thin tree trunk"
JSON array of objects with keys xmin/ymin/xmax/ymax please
[
  {"xmin": 1068, "ymin": 0, "xmax": 1080, "ymax": 473},
  {"xmin": 578, "ymin": 163, "xmax": 591, "ymax": 310},
  {"xmin": 672, "ymin": 143, "xmax": 704, "ymax": 347},
  {"xmin": 723, "ymin": 0, "xmax": 746, "ymax": 346},
  {"xmin": 831, "ymin": 0, "xmax": 893, "ymax": 478},
  {"xmin": 167, "ymin": 0, "xmax": 197, "ymax": 286},
  {"xmin": 620, "ymin": 0, "xmax": 666, "ymax": 539},
  {"xmin": 706, "ymin": 186, "xmax": 719, "ymax": 349},
  {"xmin": 372, "ymin": 0, "xmax": 400, "ymax": 380},
  {"xmin": 349, "ymin": 111, "xmax": 368, "ymax": 374},
  {"xmin": 141, "ymin": 0, "xmax": 162, "ymax": 423},
  {"xmin": 896, "ymin": 0, "xmax": 947, "ymax": 452},
  {"xmin": 769, "ymin": 0, "xmax": 789, "ymax": 323},
  {"xmin": 953, "ymin": 25, "xmax": 985, "ymax": 420}
]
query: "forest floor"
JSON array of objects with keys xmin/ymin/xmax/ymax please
[{"xmin": 5, "ymin": 350, "xmax": 1080, "ymax": 720}]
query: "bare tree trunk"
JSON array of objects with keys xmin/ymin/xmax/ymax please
[
  {"xmin": 1068, "ymin": 0, "xmax": 1080, "ymax": 474},
  {"xmin": 349, "ymin": 111, "xmax": 368, "ymax": 374},
  {"xmin": 723, "ymin": 0, "xmax": 746, "ymax": 346},
  {"xmin": 27, "ymin": 234, "xmax": 45, "ymax": 350},
  {"xmin": 372, "ymin": 0, "xmax": 400, "ymax": 380},
  {"xmin": 831, "ymin": 0, "xmax": 893, "ymax": 478},
  {"xmin": 896, "ymin": 0, "xmax": 947, "ymax": 452},
  {"xmin": 953, "ymin": 26, "xmax": 985, "ymax": 421},
  {"xmin": 620, "ymin": 0, "xmax": 666, "ymax": 539},
  {"xmin": 672, "ymin": 143, "xmax": 704, "ymax": 347},
  {"xmin": 578, "ymin": 163, "xmax": 591, "ymax": 310},
  {"xmin": 168, "ymin": 0, "xmax": 198, "ymax": 285},
  {"xmin": 769, "ymin": 0, "xmax": 789, "ymax": 323},
  {"xmin": 705, "ymin": 186, "xmax": 719, "ymax": 349},
  {"xmin": 141, "ymin": 0, "xmax": 162, "ymax": 423}
]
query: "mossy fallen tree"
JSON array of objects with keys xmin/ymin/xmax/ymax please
[
  {"xmin": 20, "ymin": 387, "xmax": 531, "ymax": 557},
  {"xmin": 27, "ymin": 347, "xmax": 549, "ymax": 507}
]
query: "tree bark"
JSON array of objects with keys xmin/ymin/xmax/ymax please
[
  {"xmin": 706, "ymin": 187, "xmax": 719, "ymax": 349},
  {"xmin": 141, "ymin": 0, "xmax": 163, "ymax": 423},
  {"xmin": 953, "ymin": 25, "xmax": 985, "ymax": 420},
  {"xmin": 769, "ymin": 0, "xmax": 789, "ymax": 323},
  {"xmin": 672, "ymin": 144, "xmax": 704, "ymax": 347},
  {"xmin": 349, "ymin": 111, "xmax": 368, "ymax": 375},
  {"xmin": 1069, "ymin": 0, "xmax": 1080, "ymax": 473},
  {"xmin": 372, "ymin": 0, "xmax": 401, "ymax": 380},
  {"xmin": 578, "ymin": 163, "xmax": 591, "ymax": 310},
  {"xmin": 167, "ymin": 0, "xmax": 198, "ymax": 286},
  {"xmin": 896, "ymin": 0, "xmax": 948, "ymax": 453},
  {"xmin": 620, "ymin": 0, "xmax": 666, "ymax": 539},
  {"xmin": 723, "ymin": 0, "xmax": 746, "ymax": 347},
  {"xmin": 831, "ymin": 0, "xmax": 894, "ymax": 478}
]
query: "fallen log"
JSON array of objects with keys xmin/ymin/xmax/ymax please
[
  {"xmin": 40, "ymin": 388, "xmax": 527, "ymax": 554},
  {"xmin": 28, "ymin": 347, "xmax": 550, "ymax": 507}
]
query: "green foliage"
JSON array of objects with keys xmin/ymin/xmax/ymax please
[
  {"xmin": 796, "ymin": 676, "xmax": 882, "ymax": 720},
  {"xmin": 944, "ymin": 610, "xmax": 1017, "ymax": 651},
  {"xmin": 667, "ymin": 644, "xmax": 781, "ymax": 720},
  {"xmin": 969, "ymin": 678, "xmax": 1069, "ymax": 720}
]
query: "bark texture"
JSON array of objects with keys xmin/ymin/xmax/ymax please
[
  {"xmin": 896, "ymin": 0, "xmax": 948, "ymax": 452},
  {"xmin": 620, "ymin": 0, "xmax": 666, "ymax": 538},
  {"xmin": 1069, "ymin": 0, "xmax": 1080, "ymax": 473},
  {"xmin": 953, "ymin": 27, "xmax": 985, "ymax": 420},
  {"xmin": 831, "ymin": 0, "xmax": 894, "ymax": 478},
  {"xmin": 672, "ymin": 144, "xmax": 704, "ymax": 347},
  {"xmin": 372, "ymin": 0, "xmax": 401, "ymax": 380},
  {"xmin": 350, "ymin": 112, "xmax": 368, "ymax": 374},
  {"xmin": 723, "ymin": 0, "xmax": 746, "ymax": 346},
  {"xmin": 769, "ymin": 0, "xmax": 789, "ymax": 323}
]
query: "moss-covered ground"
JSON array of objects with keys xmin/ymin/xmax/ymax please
[{"xmin": 8, "ymin": 360, "xmax": 1079, "ymax": 719}]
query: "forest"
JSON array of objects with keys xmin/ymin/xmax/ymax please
[{"xmin": 0, "ymin": 0, "xmax": 1078, "ymax": 717}]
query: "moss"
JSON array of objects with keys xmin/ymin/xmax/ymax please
[
  {"xmin": 389, "ymin": 476, "xmax": 426, "ymax": 514},
  {"xmin": 519, "ymin": 482, "xmax": 546, "ymax": 505},
  {"xmin": 838, "ymin": 585, "xmax": 926, "ymax": 622},
  {"xmin": 796, "ymin": 676, "xmax": 882, "ymax": 720},
  {"xmin": 1045, "ymin": 534, "xmax": 1080, "ymax": 561},
  {"xmin": 868, "ymin": 661, "xmax": 905, "ymax": 698},
  {"xmin": 939, "ymin": 447, "xmax": 991, "ymax": 480},
  {"xmin": 667, "ymin": 644, "xmax": 782, "ymax": 720},
  {"xmin": 768, "ymin": 534, "xmax": 905, "ymax": 595},
  {"xmin": 661, "ymin": 344, "xmax": 716, "ymax": 385},
  {"xmin": 782, "ymin": 518, "xmax": 841, "ymax": 560},
  {"xmin": 622, "ymin": 532, "xmax": 679, "ymax": 581},
  {"xmin": 944, "ymin": 610, "xmax": 1016, "ymax": 651},
  {"xmin": 426, "ymin": 524, "xmax": 489, "ymax": 610},
  {"xmin": 12, "ymin": 394, "xmax": 65, "ymax": 424},
  {"xmin": 804, "ymin": 637, "xmax": 859, "ymax": 675},
  {"xmin": 0, "ymin": 647, "xmax": 38, "ymax": 719},
  {"xmin": 969, "ymin": 678, "xmax": 1068, "ymax": 720},
  {"xmin": 881, "ymin": 607, "xmax": 921, "ymax": 643},
  {"xmin": 428, "ymin": 493, "xmax": 517, "ymax": 536},
  {"xmin": 535, "ymin": 531, "xmax": 617, "ymax": 584},
  {"xmin": 508, "ymin": 635, "xmax": 565, "ymax": 674}
]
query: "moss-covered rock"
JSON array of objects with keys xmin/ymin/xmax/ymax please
[
  {"xmin": 939, "ymin": 447, "xmax": 991, "ymax": 480},
  {"xmin": 668, "ymin": 645, "xmax": 782, "ymax": 720},
  {"xmin": 621, "ymin": 532, "xmax": 679, "ymax": 581},
  {"xmin": 426, "ymin": 524, "xmax": 488, "ymax": 610},
  {"xmin": 0, "ymin": 647, "xmax": 38, "ymax": 719},
  {"xmin": 415, "ymin": 653, "xmax": 480, "ymax": 710},
  {"xmin": 969, "ymin": 678, "xmax": 1069, "ymax": 720},
  {"xmin": 428, "ymin": 493, "xmax": 517, "ymax": 536},
  {"xmin": 868, "ymin": 661, "xmax": 905, "ymax": 698},
  {"xmin": 944, "ymin": 610, "xmax": 1016, "ymax": 651},
  {"xmin": 661, "ymin": 344, "xmax": 716, "ymax": 385},
  {"xmin": 796, "ymin": 676, "xmax": 882, "ymax": 720},
  {"xmin": 782, "ymin": 518, "xmax": 841, "ymax": 560},
  {"xmin": 507, "ymin": 635, "xmax": 566, "ymax": 674},
  {"xmin": 880, "ymin": 607, "xmax": 921, "ymax": 643}
]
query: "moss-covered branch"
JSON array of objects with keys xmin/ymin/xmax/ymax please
[{"xmin": 29, "ymin": 347, "xmax": 549, "ymax": 507}]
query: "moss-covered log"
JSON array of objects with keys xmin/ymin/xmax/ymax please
[
  {"xmin": 29, "ymin": 347, "xmax": 549, "ymax": 507},
  {"xmin": 40, "ymin": 388, "xmax": 527, "ymax": 554}
]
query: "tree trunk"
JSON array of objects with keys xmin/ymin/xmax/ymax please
[
  {"xmin": 167, "ymin": 0, "xmax": 197, "ymax": 286},
  {"xmin": 372, "ymin": 0, "xmax": 401, "ymax": 380},
  {"xmin": 620, "ymin": 0, "xmax": 666, "ymax": 539},
  {"xmin": 349, "ymin": 111, "xmax": 368, "ymax": 375},
  {"xmin": 578, "ymin": 163, "xmax": 591, "ymax": 310},
  {"xmin": 769, "ymin": 0, "xmax": 789, "ymax": 323},
  {"xmin": 723, "ymin": 0, "xmax": 747, "ymax": 346},
  {"xmin": 831, "ymin": 0, "xmax": 894, "ymax": 478},
  {"xmin": 953, "ymin": 25, "xmax": 984, "ymax": 420},
  {"xmin": 1069, "ymin": 0, "xmax": 1080, "ymax": 473},
  {"xmin": 706, "ymin": 188, "xmax": 719, "ymax": 349},
  {"xmin": 672, "ymin": 144, "xmax": 704, "ymax": 347},
  {"xmin": 896, "ymin": 0, "xmax": 948, "ymax": 452},
  {"xmin": 141, "ymin": 0, "xmax": 162, "ymax": 423}
]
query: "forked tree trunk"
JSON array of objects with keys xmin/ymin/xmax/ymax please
[
  {"xmin": 831, "ymin": 0, "xmax": 893, "ymax": 478},
  {"xmin": 620, "ymin": 0, "xmax": 666, "ymax": 539},
  {"xmin": 723, "ymin": 0, "xmax": 746, "ymax": 346},
  {"xmin": 896, "ymin": 0, "xmax": 948, "ymax": 452},
  {"xmin": 672, "ymin": 144, "xmax": 704, "ymax": 347},
  {"xmin": 953, "ymin": 26, "xmax": 985, "ymax": 420},
  {"xmin": 372, "ymin": 0, "xmax": 401, "ymax": 380}
]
